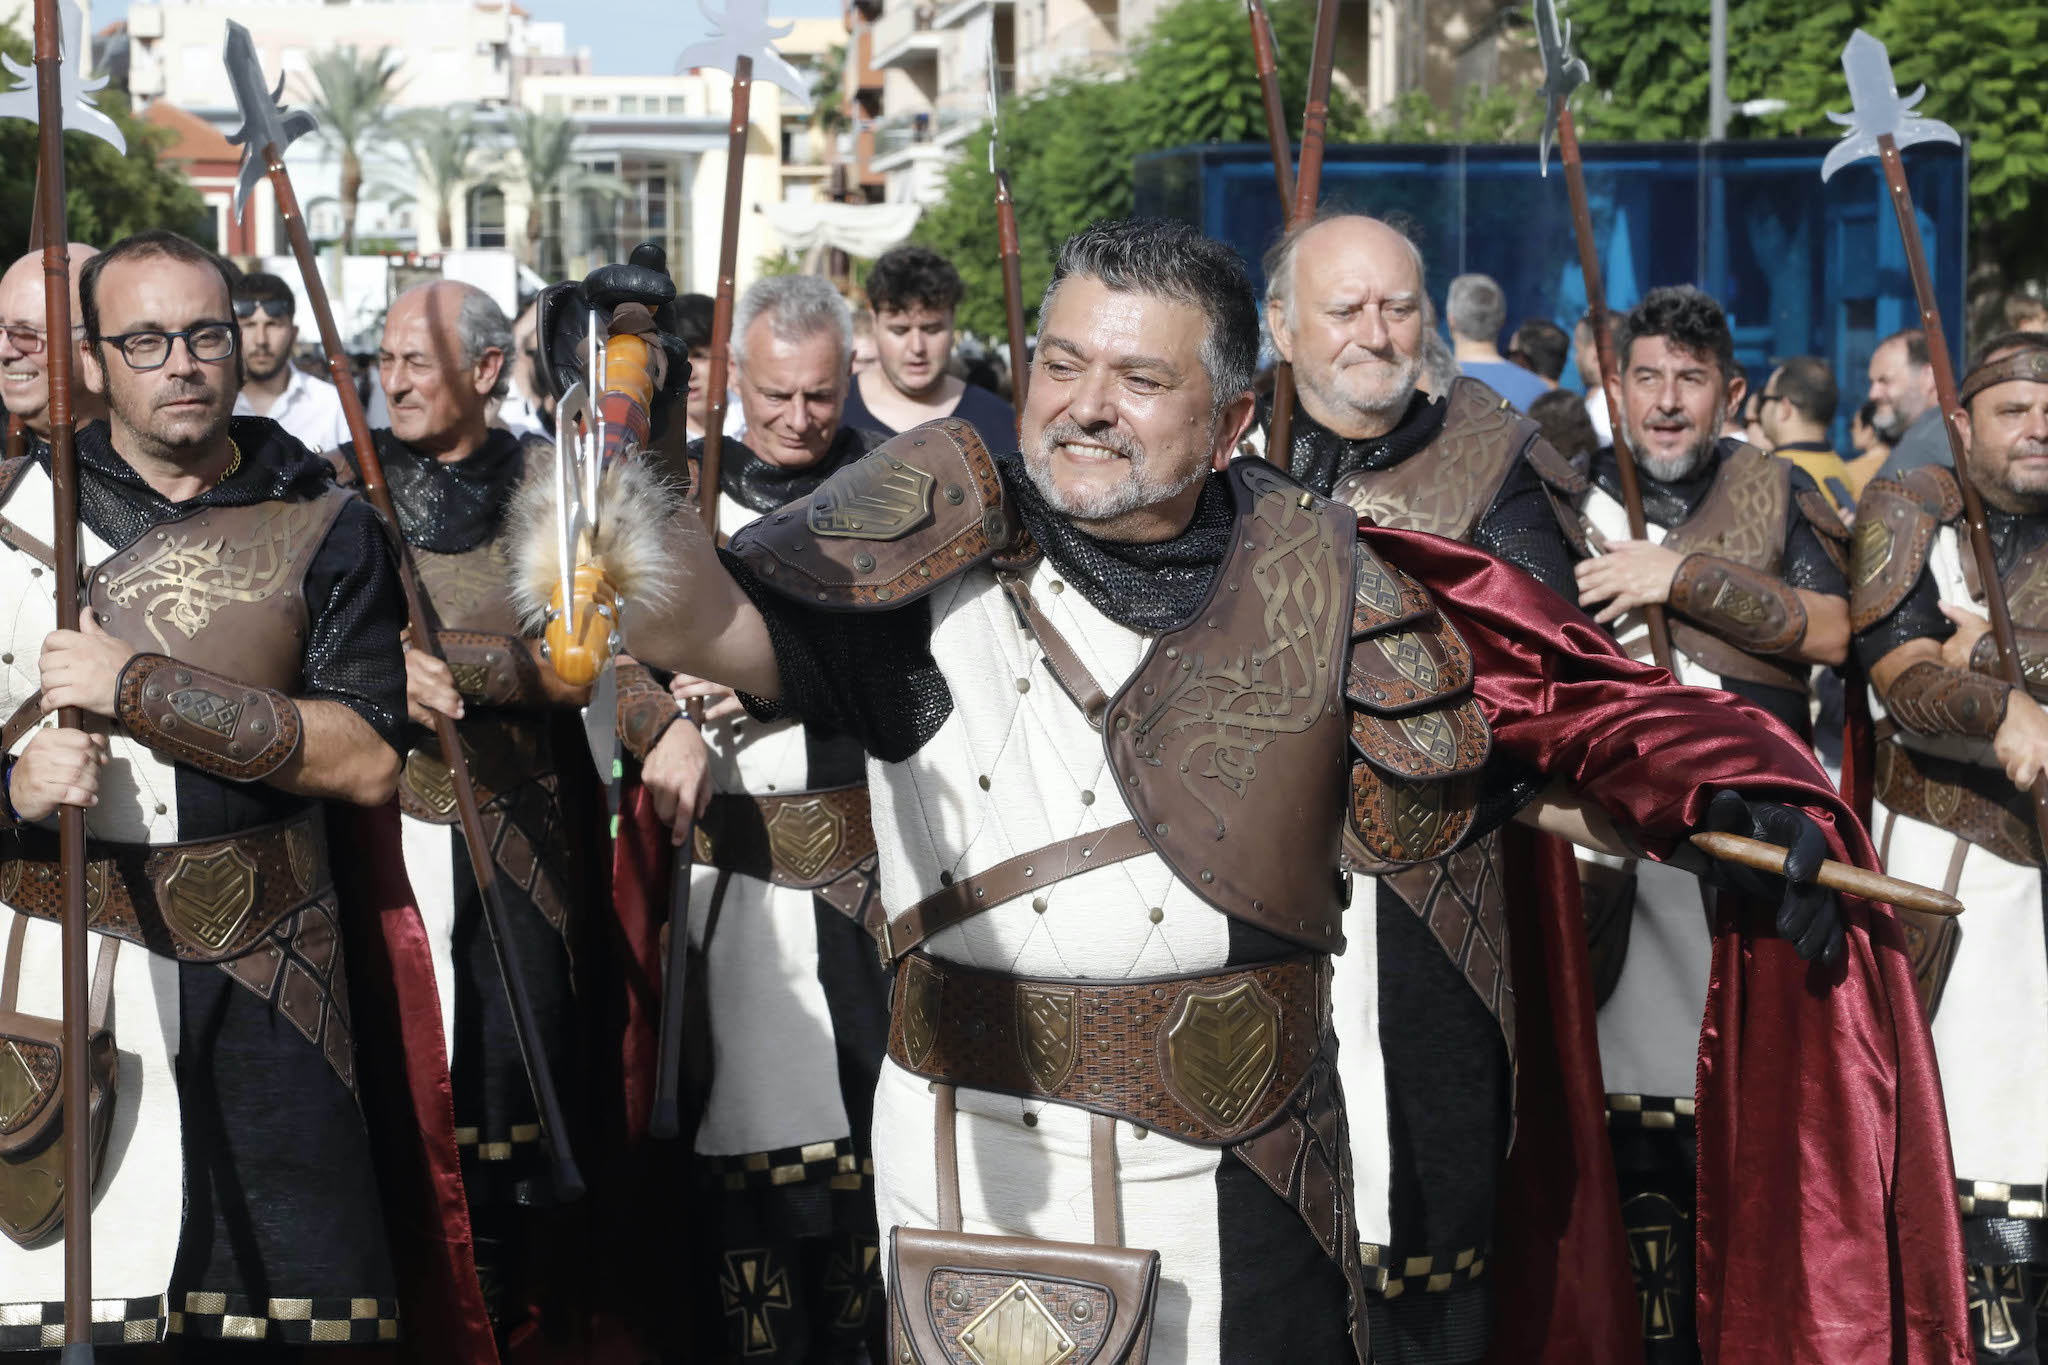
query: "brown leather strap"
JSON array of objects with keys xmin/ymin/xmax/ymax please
[
  {"xmin": 1, "ymin": 691, "xmax": 42, "ymax": 753},
  {"xmin": 1091, "ymin": 1113, "xmax": 1120, "ymax": 1248},
  {"xmin": 875, "ymin": 820, "xmax": 1153, "ymax": 962},
  {"xmin": 1, "ymin": 913, "xmax": 23, "ymax": 1013},
  {"xmin": 0, "ymin": 511, "xmax": 57, "ymax": 570},
  {"xmin": 88, "ymin": 936, "xmax": 117, "ymax": 1030},
  {"xmin": 999, "ymin": 572, "xmax": 1108, "ymax": 728},
  {"xmin": 934, "ymin": 1082, "xmax": 962, "ymax": 1233}
]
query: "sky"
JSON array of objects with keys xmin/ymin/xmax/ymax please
[{"xmin": 85, "ymin": 0, "xmax": 846, "ymax": 76}]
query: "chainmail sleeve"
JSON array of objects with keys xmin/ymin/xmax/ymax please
[
  {"xmin": 1470, "ymin": 459, "xmax": 1579, "ymax": 599},
  {"xmin": 1781, "ymin": 468, "xmax": 1851, "ymax": 595},
  {"xmin": 1854, "ymin": 567, "xmax": 1953, "ymax": 672},
  {"xmin": 299, "ymin": 498, "xmax": 410, "ymax": 755},
  {"xmin": 719, "ymin": 548, "xmax": 954, "ymax": 762}
]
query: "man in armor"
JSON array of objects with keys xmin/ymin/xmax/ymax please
[
  {"xmin": 649, "ymin": 272, "xmax": 892, "ymax": 1363},
  {"xmin": 324, "ymin": 279, "xmax": 604, "ymax": 1334},
  {"xmin": 0, "ymin": 227, "xmax": 414, "ymax": 1349},
  {"xmin": 1562, "ymin": 284, "xmax": 1853, "ymax": 1362},
  {"xmin": 1258, "ymin": 211, "xmax": 1593, "ymax": 1357},
  {"xmin": 1853, "ymin": 330, "xmax": 2048, "ymax": 1363},
  {"xmin": 596, "ymin": 219, "xmax": 1960, "ymax": 1363}
]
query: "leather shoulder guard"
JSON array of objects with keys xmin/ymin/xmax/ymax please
[
  {"xmin": 1796, "ymin": 487, "xmax": 1852, "ymax": 573},
  {"xmin": 726, "ymin": 418, "xmax": 1016, "ymax": 611},
  {"xmin": 0, "ymin": 456, "xmax": 32, "ymax": 510},
  {"xmin": 1522, "ymin": 427, "xmax": 1589, "ymax": 497},
  {"xmin": 1332, "ymin": 377, "xmax": 1523, "ymax": 542},
  {"xmin": 1342, "ymin": 541, "xmax": 1492, "ymax": 873},
  {"xmin": 1851, "ymin": 473, "xmax": 1956, "ymax": 633}
]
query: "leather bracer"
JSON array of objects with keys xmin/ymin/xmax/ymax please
[
  {"xmin": 614, "ymin": 656, "xmax": 682, "ymax": 761},
  {"xmin": 1668, "ymin": 553, "xmax": 1809, "ymax": 655},
  {"xmin": 115, "ymin": 654, "xmax": 302, "ymax": 781},
  {"xmin": 1885, "ymin": 658, "xmax": 2011, "ymax": 740},
  {"xmin": 437, "ymin": 631, "xmax": 548, "ymax": 707},
  {"xmin": 1969, "ymin": 628, "xmax": 2048, "ymax": 701}
]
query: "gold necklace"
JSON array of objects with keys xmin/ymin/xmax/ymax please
[{"xmin": 217, "ymin": 439, "xmax": 241, "ymax": 485}]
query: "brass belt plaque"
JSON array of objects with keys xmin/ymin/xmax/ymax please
[
  {"xmin": 899, "ymin": 954, "xmax": 943, "ymax": 1069},
  {"xmin": 403, "ymin": 748, "xmax": 459, "ymax": 819},
  {"xmin": 1016, "ymin": 985, "xmax": 1077, "ymax": 1093},
  {"xmin": 161, "ymin": 844, "xmax": 260, "ymax": 954},
  {"xmin": 764, "ymin": 797, "xmax": 844, "ymax": 883},
  {"xmin": 1162, "ymin": 978, "xmax": 1280, "ymax": 1132}
]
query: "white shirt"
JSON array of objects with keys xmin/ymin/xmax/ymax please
[
  {"xmin": 1584, "ymin": 387, "xmax": 1613, "ymax": 445},
  {"xmin": 233, "ymin": 364, "xmax": 353, "ymax": 456}
]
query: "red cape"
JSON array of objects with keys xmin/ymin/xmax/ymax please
[
  {"xmin": 1366, "ymin": 526, "xmax": 1972, "ymax": 1365},
  {"xmin": 333, "ymin": 800, "xmax": 498, "ymax": 1364}
]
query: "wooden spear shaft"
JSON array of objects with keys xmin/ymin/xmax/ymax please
[
  {"xmin": 996, "ymin": 168, "xmax": 1028, "ymax": 432},
  {"xmin": 1246, "ymin": 0, "xmax": 1293, "ymax": 210},
  {"xmin": 262, "ymin": 146, "xmax": 585, "ymax": 1201},
  {"xmin": 30, "ymin": 0, "xmax": 93, "ymax": 1348},
  {"xmin": 1874, "ymin": 132, "xmax": 2048, "ymax": 853},
  {"xmin": 1265, "ymin": 0, "xmax": 1337, "ymax": 467},
  {"xmin": 1556, "ymin": 107, "xmax": 1674, "ymax": 674},
  {"xmin": 698, "ymin": 54, "xmax": 751, "ymax": 536}
]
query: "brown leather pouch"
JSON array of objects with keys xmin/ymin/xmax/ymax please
[
  {"xmin": 0, "ymin": 919, "xmax": 119, "ymax": 1247},
  {"xmin": 888, "ymin": 1085, "xmax": 1161, "ymax": 1364}
]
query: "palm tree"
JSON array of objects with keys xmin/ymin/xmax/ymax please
[
  {"xmin": 505, "ymin": 108, "xmax": 623, "ymax": 278},
  {"xmin": 300, "ymin": 45, "xmax": 405, "ymax": 252},
  {"xmin": 809, "ymin": 44, "xmax": 850, "ymax": 138},
  {"xmin": 398, "ymin": 107, "xmax": 484, "ymax": 249}
]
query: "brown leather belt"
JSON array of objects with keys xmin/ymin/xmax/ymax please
[
  {"xmin": 0, "ymin": 811, "xmax": 331, "ymax": 963},
  {"xmin": 888, "ymin": 951, "xmax": 1326, "ymax": 1146},
  {"xmin": 1875, "ymin": 738, "xmax": 2041, "ymax": 868},
  {"xmin": 699, "ymin": 783, "xmax": 879, "ymax": 924}
]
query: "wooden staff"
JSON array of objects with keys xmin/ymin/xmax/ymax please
[
  {"xmin": 1874, "ymin": 132, "xmax": 2048, "ymax": 855},
  {"xmin": 1245, "ymin": 0, "xmax": 1293, "ymax": 209},
  {"xmin": 698, "ymin": 55, "xmax": 751, "ymax": 537},
  {"xmin": 1265, "ymin": 0, "xmax": 1337, "ymax": 466},
  {"xmin": 1690, "ymin": 833, "xmax": 1962, "ymax": 917},
  {"xmin": 995, "ymin": 170, "xmax": 1027, "ymax": 430},
  {"xmin": 259, "ymin": 145, "xmax": 585, "ymax": 1202},
  {"xmin": 29, "ymin": 0, "xmax": 94, "ymax": 1347},
  {"xmin": 1556, "ymin": 108, "xmax": 1673, "ymax": 673}
]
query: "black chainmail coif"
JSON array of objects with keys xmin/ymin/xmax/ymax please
[
  {"xmin": 341, "ymin": 427, "xmax": 536, "ymax": 553},
  {"xmin": 996, "ymin": 451, "xmax": 1235, "ymax": 632},
  {"xmin": 1280, "ymin": 390, "xmax": 1447, "ymax": 493},
  {"xmin": 65, "ymin": 416, "xmax": 409, "ymax": 757},
  {"xmin": 702, "ymin": 425, "xmax": 885, "ymax": 515}
]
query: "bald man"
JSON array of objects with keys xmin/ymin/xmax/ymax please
[
  {"xmin": 0, "ymin": 243, "xmax": 105, "ymax": 445},
  {"xmin": 324, "ymin": 279, "xmax": 631, "ymax": 1334}
]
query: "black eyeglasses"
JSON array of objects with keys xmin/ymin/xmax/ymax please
[
  {"xmin": 233, "ymin": 298, "xmax": 293, "ymax": 321},
  {"xmin": 99, "ymin": 324, "xmax": 239, "ymax": 371}
]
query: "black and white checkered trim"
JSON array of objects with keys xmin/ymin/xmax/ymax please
[
  {"xmin": 173, "ymin": 1291, "xmax": 399, "ymax": 1343},
  {"xmin": 706, "ymin": 1136, "xmax": 872, "ymax": 1193},
  {"xmin": 453, "ymin": 1121, "xmax": 543, "ymax": 1163},
  {"xmin": 0, "ymin": 1295, "xmax": 169, "ymax": 1349},
  {"xmin": 1605, "ymin": 1093, "xmax": 1696, "ymax": 1133},
  {"xmin": 1357, "ymin": 1244, "xmax": 1488, "ymax": 1298},
  {"xmin": 1957, "ymin": 1179, "xmax": 2048, "ymax": 1221}
]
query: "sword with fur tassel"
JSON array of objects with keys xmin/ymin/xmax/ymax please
[
  {"xmin": 219, "ymin": 20, "xmax": 586, "ymax": 1201},
  {"xmin": 0, "ymin": 0, "xmax": 125, "ymax": 1350}
]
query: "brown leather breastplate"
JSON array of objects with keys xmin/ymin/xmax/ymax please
[
  {"xmin": 1656, "ymin": 445, "xmax": 1805, "ymax": 692},
  {"xmin": 90, "ymin": 490, "xmax": 351, "ymax": 693},
  {"xmin": 414, "ymin": 538, "xmax": 523, "ymax": 634},
  {"xmin": 1329, "ymin": 378, "xmax": 1523, "ymax": 543},
  {"xmin": 1101, "ymin": 461, "xmax": 1355, "ymax": 954},
  {"xmin": 1991, "ymin": 537, "xmax": 2048, "ymax": 630}
]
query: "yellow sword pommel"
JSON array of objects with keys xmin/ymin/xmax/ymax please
[{"xmin": 541, "ymin": 311, "xmax": 665, "ymax": 685}]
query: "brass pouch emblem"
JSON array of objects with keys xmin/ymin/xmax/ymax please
[
  {"xmin": 0, "ymin": 1040, "xmax": 48, "ymax": 1133},
  {"xmin": 169, "ymin": 687, "xmax": 242, "ymax": 737},
  {"xmin": 403, "ymin": 748, "xmax": 459, "ymax": 820},
  {"xmin": 900, "ymin": 955, "xmax": 944, "ymax": 1069},
  {"xmin": 765, "ymin": 798, "xmax": 844, "ymax": 884},
  {"xmin": 1162, "ymin": 978, "xmax": 1280, "ymax": 1133},
  {"xmin": 1016, "ymin": 985, "xmax": 1077, "ymax": 1093},
  {"xmin": 808, "ymin": 458, "xmax": 935, "ymax": 541},
  {"xmin": 161, "ymin": 845, "xmax": 260, "ymax": 954},
  {"xmin": 957, "ymin": 1280, "xmax": 1077, "ymax": 1365}
]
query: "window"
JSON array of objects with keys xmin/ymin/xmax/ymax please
[
  {"xmin": 544, "ymin": 94, "xmax": 564, "ymax": 113},
  {"xmin": 468, "ymin": 185, "xmax": 507, "ymax": 248},
  {"xmin": 644, "ymin": 175, "xmax": 667, "ymax": 230},
  {"xmin": 572, "ymin": 97, "xmax": 592, "ymax": 112},
  {"xmin": 619, "ymin": 95, "xmax": 638, "ymax": 114},
  {"xmin": 667, "ymin": 95, "xmax": 689, "ymax": 114}
]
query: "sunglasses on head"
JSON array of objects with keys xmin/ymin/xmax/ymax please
[{"xmin": 233, "ymin": 298, "xmax": 293, "ymax": 320}]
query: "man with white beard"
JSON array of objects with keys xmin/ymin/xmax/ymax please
[
  {"xmin": 1562, "ymin": 284, "xmax": 1852, "ymax": 1363},
  {"xmin": 579, "ymin": 220, "xmax": 1957, "ymax": 1364},
  {"xmin": 1852, "ymin": 330, "xmax": 2048, "ymax": 1363}
]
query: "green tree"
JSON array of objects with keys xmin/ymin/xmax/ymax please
[
  {"xmin": 505, "ymin": 108, "xmax": 623, "ymax": 278},
  {"xmin": 397, "ymin": 107, "xmax": 485, "ymax": 250},
  {"xmin": 810, "ymin": 43, "xmax": 851, "ymax": 138},
  {"xmin": 0, "ymin": 25, "xmax": 206, "ymax": 255},
  {"xmin": 299, "ymin": 44, "xmax": 405, "ymax": 252}
]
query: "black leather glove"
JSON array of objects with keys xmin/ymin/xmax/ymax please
[
  {"xmin": 532, "ymin": 241, "xmax": 692, "ymax": 440},
  {"xmin": 1700, "ymin": 788, "xmax": 1844, "ymax": 966}
]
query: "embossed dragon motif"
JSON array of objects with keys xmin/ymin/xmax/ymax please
[{"xmin": 101, "ymin": 502, "xmax": 317, "ymax": 653}]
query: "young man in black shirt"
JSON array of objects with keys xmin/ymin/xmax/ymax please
[{"xmin": 842, "ymin": 244, "xmax": 1016, "ymax": 454}]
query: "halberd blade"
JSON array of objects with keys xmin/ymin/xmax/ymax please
[
  {"xmin": 554, "ymin": 381, "xmax": 594, "ymax": 644},
  {"xmin": 0, "ymin": 0, "xmax": 127, "ymax": 153},
  {"xmin": 1821, "ymin": 29, "xmax": 1960, "ymax": 182},
  {"xmin": 675, "ymin": 0, "xmax": 811, "ymax": 109},
  {"xmin": 1534, "ymin": 0, "xmax": 1588, "ymax": 178},
  {"xmin": 222, "ymin": 20, "xmax": 319, "ymax": 221}
]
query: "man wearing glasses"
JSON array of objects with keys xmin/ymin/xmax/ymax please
[
  {"xmin": 230, "ymin": 270, "xmax": 352, "ymax": 456},
  {"xmin": 0, "ymin": 227, "xmax": 422, "ymax": 1348},
  {"xmin": 0, "ymin": 242, "xmax": 103, "ymax": 446}
]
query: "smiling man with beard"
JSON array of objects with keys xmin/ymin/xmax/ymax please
[
  {"xmin": 1853, "ymin": 330, "xmax": 2048, "ymax": 1364},
  {"xmin": 578, "ymin": 219, "xmax": 1965, "ymax": 1364},
  {"xmin": 1561, "ymin": 284, "xmax": 1852, "ymax": 1364}
]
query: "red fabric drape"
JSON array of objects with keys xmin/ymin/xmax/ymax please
[
  {"xmin": 335, "ymin": 800, "xmax": 499, "ymax": 1364},
  {"xmin": 1367, "ymin": 526, "xmax": 1970, "ymax": 1365}
]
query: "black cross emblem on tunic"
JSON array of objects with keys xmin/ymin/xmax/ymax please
[
  {"xmin": 1626, "ymin": 1222, "xmax": 1683, "ymax": 1341},
  {"xmin": 720, "ymin": 1248, "xmax": 794, "ymax": 1357},
  {"xmin": 1967, "ymin": 1263, "xmax": 2028, "ymax": 1353},
  {"xmin": 823, "ymin": 1234, "xmax": 880, "ymax": 1330}
]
